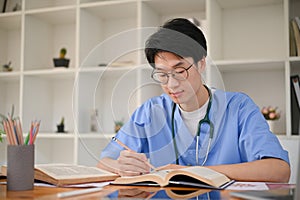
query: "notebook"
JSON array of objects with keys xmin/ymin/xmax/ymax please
[{"xmin": 230, "ymin": 141, "xmax": 300, "ymax": 200}]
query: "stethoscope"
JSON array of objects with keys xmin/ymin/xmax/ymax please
[{"xmin": 171, "ymin": 85, "xmax": 214, "ymax": 166}]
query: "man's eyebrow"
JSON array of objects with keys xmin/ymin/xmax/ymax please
[{"xmin": 155, "ymin": 61, "xmax": 185, "ymax": 70}]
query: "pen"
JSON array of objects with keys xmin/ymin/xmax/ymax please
[
  {"xmin": 57, "ymin": 187, "xmax": 103, "ymax": 198},
  {"xmin": 112, "ymin": 137, "xmax": 157, "ymax": 171}
]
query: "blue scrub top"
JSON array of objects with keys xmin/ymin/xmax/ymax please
[{"xmin": 100, "ymin": 89, "xmax": 290, "ymax": 167}]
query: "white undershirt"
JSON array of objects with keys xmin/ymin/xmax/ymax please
[{"xmin": 179, "ymin": 99, "xmax": 209, "ymax": 136}]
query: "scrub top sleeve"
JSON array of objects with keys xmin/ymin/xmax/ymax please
[
  {"xmin": 237, "ymin": 95, "xmax": 289, "ymax": 164},
  {"xmin": 99, "ymin": 140, "xmax": 123, "ymax": 159}
]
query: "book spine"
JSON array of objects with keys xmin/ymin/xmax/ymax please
[
  {"xmin": 291, "ymin": 75, "xmax": 300, "ymax": 135},
  {"xmin": 295, "ymin": 16, "xmax": 300, "ymax": 30},
  {"xmin": 291, "ymin": 18, "xmax": 300, "ymax": 56},
  {"xmin": 290, "ymin": 20, "xmax": 297, "ymax": 56}
]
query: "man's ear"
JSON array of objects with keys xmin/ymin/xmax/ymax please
[{"xmin": 197, "ymin": 57, "xmax": 206, "ymax": 73}]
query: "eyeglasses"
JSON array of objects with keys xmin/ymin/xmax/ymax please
[{"xmin": 151, "ymin": 64, "xmax": 194, "ymax": 85}]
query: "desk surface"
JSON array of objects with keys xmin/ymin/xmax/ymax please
[{"xmin": 0, "ymin": 180, "xmax": 295, "ymax": 200}]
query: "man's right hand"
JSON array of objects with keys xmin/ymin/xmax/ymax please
[{"xmin": 97, "ymin": 150, "xmax": 151, "ymax": 176}]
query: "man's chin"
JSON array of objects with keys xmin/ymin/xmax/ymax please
[{"xmin": 172, "ymin": 98, "xmax": 182, "ymax": 105}]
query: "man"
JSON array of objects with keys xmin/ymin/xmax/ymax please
[{"xmin": 97, "ymin": 18, "xmax": 290, "ymax": 182}]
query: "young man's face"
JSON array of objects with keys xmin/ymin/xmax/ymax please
[{"xmin": 153, "ymin": 52, "xmax": 206, "ymax": 111}]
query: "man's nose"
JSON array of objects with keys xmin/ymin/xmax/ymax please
[{"xmin": 167, "ymin": 74, "xmax": 180, "ymax": 88}]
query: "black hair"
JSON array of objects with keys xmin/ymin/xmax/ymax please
[{"xmin": 145, "ymin": 18, "xmax": 207, "ymax": 68}]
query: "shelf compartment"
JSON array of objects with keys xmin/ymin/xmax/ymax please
[
  {"xmin": 22, "ymin": 75, "xmax": 75, "ymax": 134},
  {"xmin": 79, "ymin": 1, "xmax": 138, "ymax": 67},
  {"xmin": 141, "ymin": 0, "xmax": 205, "ymax": 18},
  {"xmin": 24, "ymin": 8, "xmax": 76, "ymax": 71},
  {"xmin": 137, "ymin": 67, "xmax": 163, "ymax": 107},
  {"xmin": 140, "ymin": 0, "xmax": 206, "ymax": 31},
  {"xmin": 76, "ymin": 69, "xmax": 138, "ymax": 133},
  {"xmin": 215, "ymin": 59, "xmax": 286, "ymax": 72},
  {"xmin": 0, "ymin": 14, "xmax": 22, "ymax": 72},
  {"xmin": 218, "ymin": 61, "xmax": 286, "ymax": 135},
  {"xmin": 208, "ymin": 0, "xmax": 285, "ymax": 60},
  {"xmin": 0, "ymin": 77, "xmax": 20, "ymax": 118},
  {"xmin": 0, "ymin": 136, "xmax": 75, "ymax": 165},
  {"xmin": 139, "ymin": 0, "xmax": 207, "ymax": 65},
  {"xmin": 77, "ymin": 137, "xmax": 111, "ymax": 166},
  {"xmin": 35, "ymin": 138, "xmax": 75, "ymax": 164}
]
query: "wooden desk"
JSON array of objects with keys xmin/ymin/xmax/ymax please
[
  {"xmin": 0, "ymin": 180, "xmax": 295, "ymax": 200},
  {"xmin": 0, "ymin": 183, "xmax": 233, "ymax": 200}
]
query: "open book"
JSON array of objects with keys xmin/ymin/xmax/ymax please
[
  {"xmin": 113, "ymin": 186, "xmax": 211, "ymax": 199},
  {"xmin": 165, "ymin": 188, "xmax": 211, "ymax": 198},
  {"xmin": 112, "ymin": 166, "xmax": 233, "ymax": 189},
  {"xmin": 1, "ymin": 164, "xmax": 119, "ymax": 186}
]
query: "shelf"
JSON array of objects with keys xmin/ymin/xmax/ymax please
[
  {"xmin": 277, "ymin": 135, "xmax": 300, "ymax": 140},
  {"xmin": 0, "ymin": 13, "xmax": 22, "ymax": 29},
  {"xmin": 25, "ymin": 7, "xmax": 76, "ymax": 24},
  {"xmin": 215, "ymin": 59, "xmax": 285, "ymax": 72},
  {"xmin": 289, "ymin": 56, "xmax": 300, "ymax": 63},
  {"xmin": 215, "ymin": 0, "xmax": 283, "ymax": 9},
  {"xmin": 80, "ymin": 1, "xmax": 137, "ymax": 19},
  {"xmin": 80, "ymin": 0, "xmax": 135, "ymax": 5},
  {"xmin": 141, "ymin": 0, "xmax": 205, "ymax": 15},
  {"xmin": 25, "ymin": 0, "xmax": 77, "ymax": 11},
  {"xmin": 35, "ymin": 133, "xmax": 75, "ymax": 139},
  {"xmin": 79, "ymin": 65, "xmax": 136, "ymax": 72},
  {"xmin": 0, "ymin": 72, "xmax": 21, "ymax": 80},
  {"xmin": 77, "ymin": 133, "xmax": 114, "ymax": 139},
  {"xmin": 23, "ymin": 68, "xmax": 76, "ymax": 79}
]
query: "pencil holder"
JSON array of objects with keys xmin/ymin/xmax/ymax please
[{"xmin": 7, "ymin": 145, "xmax": 34, "ymax": 191}]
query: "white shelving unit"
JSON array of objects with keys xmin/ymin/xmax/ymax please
[{"xmin": 0, "ymin": 0, "xmax": 299, "ymax": 183}]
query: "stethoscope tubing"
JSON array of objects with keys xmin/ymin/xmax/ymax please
[{"xmin": 172, "ymin": 85, "xmax": 214, "ymax": 165}]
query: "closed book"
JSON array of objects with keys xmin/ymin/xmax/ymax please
[
  {"xmin": 291, "ymin": 19, "xmax": 300, "ymax": 56},
  {"xmin": 1, "ymin": 164, "xmax": 119, "ymax": 186},
  {"xmin": 291, "ymin": 75, "xmax": 300, "ymax": 135}
]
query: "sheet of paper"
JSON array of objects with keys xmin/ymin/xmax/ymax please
[
  {"xmin": 62, "ymin": 181, "xmax": 111, "ymax": 188},
  {"xmin": 226, "ymin": 181, "xmax": 269, "ymax": 190},
  {"xmin": 1, "ymin": 181, "xmax": 111, "ymax": 188}
]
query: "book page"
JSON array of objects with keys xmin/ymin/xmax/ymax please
[
  {"xmin": 166, "ymin": 166, "xmax": 230, "ymax": 187},
  {"xmin": 113, "ymin": 170, "xmax": 170, "ymax": 186},
  {"xmin": 35, "ymin": 164, "xmax": 116, "ymax": 179},
  {"xmin": 166, "ymin": 188, "xmax": 210, "ymax": 199}
]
